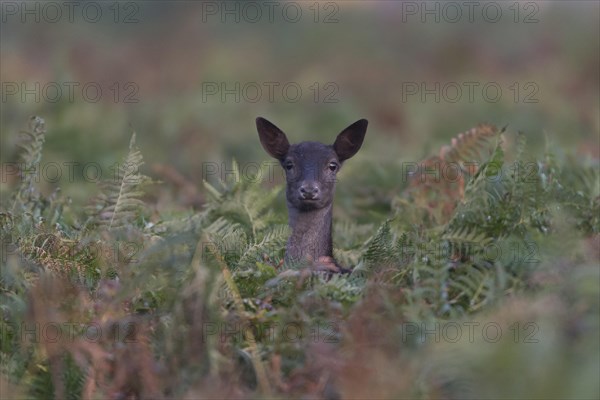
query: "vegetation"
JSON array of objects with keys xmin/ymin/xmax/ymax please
[
  {"xmin": 1, "ymin": 3, "xmax": 598, "ymax": 398},
  {"xmin": 1, "ymin": 116, "xmax": 597, "ymax": 399}
]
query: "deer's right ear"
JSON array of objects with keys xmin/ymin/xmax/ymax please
[{"xmin": 256, "ymin": 117, "xmax": 290, "ymax": 160}]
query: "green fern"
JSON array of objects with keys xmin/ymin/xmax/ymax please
[
  {"xmin": 448, "ymin": 265, "xmax": 502, "ymax": 312},
  {"xmin": 202, "ymin": 160, "xmax": 283, "ymax": 239},
  {"xmin": 10, "ymin": 116, "xmax": 46, "ymax": 221},
  {"xmin": 2, "ymin": 115, "xmax": 598, "ymax": 399},
  {"xmin": 360, "ymin": 219, "xmax": 397, "ymax": 271},
  {"xmin": 237, "ymin": 224, "xmax": 288, "ymax": 268},
  {"xmin": 88, "ymin": 132, "xmax": 150, "ymax": 231}
]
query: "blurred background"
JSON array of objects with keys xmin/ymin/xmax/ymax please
[{"xmin": 1, "ymin": 0, "xmax": 599, "ymax": 210}]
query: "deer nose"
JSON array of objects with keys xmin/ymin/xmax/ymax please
[{"xmin": 299, "ymin": 183, "xmax": 320, "ymax": 200}]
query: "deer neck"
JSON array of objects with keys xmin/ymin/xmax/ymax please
[{"xmin": 286, "ymin": 203, "xmax": 333, "ymax": 264}]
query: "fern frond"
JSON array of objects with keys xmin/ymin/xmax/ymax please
[
  {"xmin": 11, "ymin": 116, "xmax": 46, "ymax": 215},
  {"xmin": 449, "ymin": 266, "xmax": 497, "ymax": 311},
  {"xmin": 333, "ymin": 220, "xmax": 374, "ymax": 249},
  {"xmin": 241, "ymin": 184, "xmax": 281, "ymax": 237},
  {"xmin": 439, "ymin": 124, "xmax": 501, "ymax": 164},
  {"xmin": 202, "ymin": 161, "xmax": 283, "ymax": 239},
  {"xmin": 196, "ymin": 232, "xmax": 272, "ymax": 394},
  {"xmin": 237, "ymin": 224, "xmax": 288, "ymax": 268},
  {"xmin": 88, "ymin": 132, "xmax": 150, "ymax": 231},
  {"xmin": 515, "ymin": 131, "xmax": 527, "ymax": 161},
  {"xmin": 401, "ymin": 124, "xmax": 503, "ymax": 225},
  {"xmin": 362, "ymin": 219, "xmax": 397, "ymax": 269},
  {"xmin": 442, "ymin": 226, "xmax": 493, "ymax": 247}
]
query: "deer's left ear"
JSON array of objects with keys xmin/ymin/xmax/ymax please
[{"xmin": 333, "ymin": 119, "xmax": 368, "ymax": 162}]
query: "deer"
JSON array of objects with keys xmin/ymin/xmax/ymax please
[{"xmin": 256, "ymin": 117, "xmax": 368, "ymax": 274}]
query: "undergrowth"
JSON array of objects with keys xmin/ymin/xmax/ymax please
[{"xmin": 1, "ymin": 117, "xmax": 598, "ymax": 399}]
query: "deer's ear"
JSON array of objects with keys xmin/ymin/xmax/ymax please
[
  {"xmin": 333, "ymin": 119, "xmax": 368, "ymax": 161},
  {"xmin": 256, "ymin": 117, "xmax": 290, "ymax": 160}
]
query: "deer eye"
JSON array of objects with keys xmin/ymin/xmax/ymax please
[
  {"xmin": 284, "ymin": 161, "xmax": 294, "ymax": 171},
  {"xmin": 328, "ymin": 162, "xmax": 338, "ymax": 172}
]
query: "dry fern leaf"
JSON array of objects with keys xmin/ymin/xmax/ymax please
[
  {"xmin": 439, "ymin": 123, "xmax": 500, "ymax": 165},
  {"xmin": 409, "ymin": 124, "xmax": 501, "ymax": 187}
]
